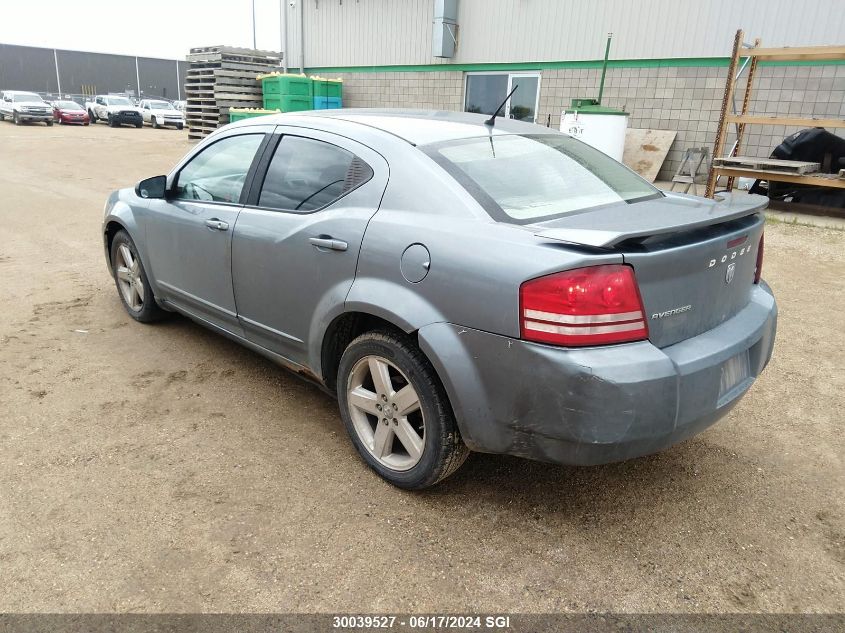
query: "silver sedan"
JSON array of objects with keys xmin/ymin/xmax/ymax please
[{"xmin": 102, "ymin": 109, "xmax": 777, "ymax": 488}]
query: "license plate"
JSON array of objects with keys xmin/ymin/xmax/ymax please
[{"xmin": 719, "ymin": 350, "xmax": 751, "ymax": 403}]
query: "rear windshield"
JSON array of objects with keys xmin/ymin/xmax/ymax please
[{"xmin": 424, "ymin": 134, "xmax": 661, "ymax": 223}]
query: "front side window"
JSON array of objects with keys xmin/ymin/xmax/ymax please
[
  {"xmin": 426, "ymin": 134, "xmax": 661, "ymax": 223},
  {"xmin": 174, "ymin": 134, "xmax": 264, "ymax": 203},
  {"xmin": 257, "ymin": 136, "xmax": 373, "ymax": 212}
]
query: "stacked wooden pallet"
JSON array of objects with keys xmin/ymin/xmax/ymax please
[
  {"xmin": 712, "ymin": 156, "xmax": 820, "ymax": 174},
  {"xmin": 185, "ymin": 46, "xmax": 282, "ymax": 140}
]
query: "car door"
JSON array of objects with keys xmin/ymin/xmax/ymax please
[
  {"xmin": 144, "ymin": 126, "xmax": 272, "ymax": 334},
  {"xmin": 231, "ymin": 127, "xmax": 388, "ymax": 365}
]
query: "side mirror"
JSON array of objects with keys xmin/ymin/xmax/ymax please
[{"xmin": 136, "ymin": 175, "xmax": 168, "ymax": 199}]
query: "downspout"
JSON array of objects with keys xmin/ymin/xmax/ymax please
[
  {"xmin": 299, "ymin": 0, "xmax": 305, "ymax": 74},
  {"xmin": 281, "ymin": 0, "xmax": 288, "ymax": 72},
  {"xmin": 175, "ymin": 60, "xmax": 181, "ymax": 101}
]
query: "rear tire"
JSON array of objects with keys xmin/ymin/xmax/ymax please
[
  {"xmin": 110, "ymin": 230, "xmax": 167, "ymax": 323},
  {"xmin": 337, "ymin": 330, "xmax": 469, "ymax": 489}
]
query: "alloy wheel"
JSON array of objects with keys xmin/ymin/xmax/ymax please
[
  {"xmin": 346, "ymin": 355, "xmax": 425, "ymax": 471},
  {"xmin": 115, "ymin": 243, "xmax": 144, "ymax": 311}
]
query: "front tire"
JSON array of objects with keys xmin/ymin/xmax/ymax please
[
  {"xmin": 337, "ymin": 330, "xmax": 469, "ymax": 489},
  {"xmin": 152, "ymin": 117, "xmax": 160, "ymax": 129},
  {"xmin": 13, "ymin": 112, "xmax": 21, "ymax": 125},
  {"xmin": 89, "ymin": 110, "xmax": 97, "ymax": 124},
  {"xmin": 110, "ymin": 230, "xmax": 166, "ymax": 323},
  {"xmin": 46, "ymin": 119, "xmax": 53, "ymax": 126}
]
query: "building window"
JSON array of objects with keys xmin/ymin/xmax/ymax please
[{"xmin": 464, "ymin": 72, "xmax": 541, "ymax": 123}]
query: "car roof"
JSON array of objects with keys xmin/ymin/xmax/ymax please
[{"xmin": 229, "ymin": 108, "xmax": 563, "ymax": 146}]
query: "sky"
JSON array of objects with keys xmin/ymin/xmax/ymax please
[{"xmin": 0, "ymin": 0, "xmax": 287, "ymax": 60}]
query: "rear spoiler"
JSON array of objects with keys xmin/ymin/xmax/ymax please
[{"xmin": 534, "ymin": 193, "xmax": 768, "ymax": 248}]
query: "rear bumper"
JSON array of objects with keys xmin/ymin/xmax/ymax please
[{"xmin": 418, "ymin": 282, "xmax": 777, "ymax": 465}]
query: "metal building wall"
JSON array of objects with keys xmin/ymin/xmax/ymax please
[
  {"xmin": 56, "ymin": 49, "xmax": 138, "ymax": 95},
  {"xmin": 293, "ymin": 0, "xmax": 845, "ymax": 68},
  {"xmin": 0, "ymin": 44, "xmax": 57, "ymax": 92},
  {"xmin": 0, "ymin": 43, "xmax": 189, "ymax": 98}
]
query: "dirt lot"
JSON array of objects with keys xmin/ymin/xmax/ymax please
[{"xmin": 0, "ymin": 122, "xmax": 843, "ymax": 614}]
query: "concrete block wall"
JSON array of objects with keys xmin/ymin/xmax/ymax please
[
  {"xmin": 334, "ymin": 71, "xmax": 464, "ymax": 110},
  {"xmin": 332, "ymin": 65, "xmax": 845, "ymax": 181},
  {"xmin": 539, "ymin": 65, "xmax": 845, "ymax": 180}
]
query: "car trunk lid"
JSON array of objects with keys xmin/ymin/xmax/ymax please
[{"xmin": 532, "ymin": 193, "xmax": 766, "ymax": 348}]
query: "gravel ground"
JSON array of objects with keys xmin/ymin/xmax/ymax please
[{"xmin": 0, "ymin": 122, "xmax": 842, "ymax": 613}]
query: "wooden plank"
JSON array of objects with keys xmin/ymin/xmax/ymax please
[
  {"xmin": 189, "ymin": 44, "xmax": 281, "ymax": 57},
  {"xmin": 725, "ymin": 114, "xmax": 845, "ymax": 128},
  {"xmin": 706, "ymin": 29, "xmax": 743, "ymax": 198},
  {"xmin": 713, "ymin": 156, "xmax": 820, "ymax": 174},
  {"xmin": 214, "ymin": 93, "xmax": 262, "ymax": 101},
  {"xmin": 712, "ymin": 167, "xmax": 845, "ymax": 189},
  {"xmin": 622, "ymin": 129, "xmax": 677, "ymax": 182},
  {"xmin": 744, "ymin": 45, "xmax": 845, "ymax": 61}
]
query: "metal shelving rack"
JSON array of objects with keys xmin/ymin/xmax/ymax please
[{"xmin": 705, "ymin": 30, "xmax": 845, "ymax": 197}]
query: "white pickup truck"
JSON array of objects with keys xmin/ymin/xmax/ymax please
[
  {"xmin": 139, "ymin": 99, "xmax": 184, "ymax": 130},
  {"xmin": 0, "ymin": 90, "xmax": 53, "ymax": 125},
  {"xmin": 85, "ymin": 95, "xmax": 144, "ymax": 128}
]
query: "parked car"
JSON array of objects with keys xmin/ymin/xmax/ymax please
[
  {"xmin": 0, "ymin": 90, "xmax": 53, "ymax": 125},
  {"xmin": 139, "ymin": 99, "xmax": 184, "ymax": 129},
  {"xmin": 85, "ymin": 95, "xmax": 143, "ymax": 127},
  {"xmin": 51, "ymin": 100, "xmax": 90, "ymax": 125},
  {"xmin": 101, "ymin": 110, "xmax": 777, "ymax": 489}
]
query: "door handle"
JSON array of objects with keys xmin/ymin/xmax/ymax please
[
  {"xmin": 309, "ymin": 237, "xmax": 348, "ymax": 252},
  {"xmin": 205, "ymin": 218, "xmax": 229, "ymax": 231}
]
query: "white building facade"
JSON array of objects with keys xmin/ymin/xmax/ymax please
[{"xmin": 283, "ymin": 0, "xmax": 845, "ymax": 178}]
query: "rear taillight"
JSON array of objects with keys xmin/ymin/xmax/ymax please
[
  {"xmin": 520, "ymin": 264, "xmax": 649, "ymax": 347},
  {"xmin": 753, "ymin": 233, "xmax": 764, "ymax": 284}
]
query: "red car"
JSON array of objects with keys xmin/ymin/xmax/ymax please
[{"xmin": 52, "ymin": 100, "xmax": 90, "ymax": 125}]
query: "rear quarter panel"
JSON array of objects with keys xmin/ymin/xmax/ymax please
[{"xmin": 346, "ymin": 150, "xmax": 624, "ymax": 339}]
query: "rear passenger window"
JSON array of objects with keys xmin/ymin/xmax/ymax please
[{"xmin": 258, "ymin": 136, "xmax": 373, "ymax": 212}]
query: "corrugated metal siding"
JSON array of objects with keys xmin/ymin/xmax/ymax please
[
  {"xmin": 294, "ymin": 0, "xmax": 845, "ymax": 68},
  {"xmin": 0, "ymin": 43, "xmax": 189, "ymax": 98}
]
